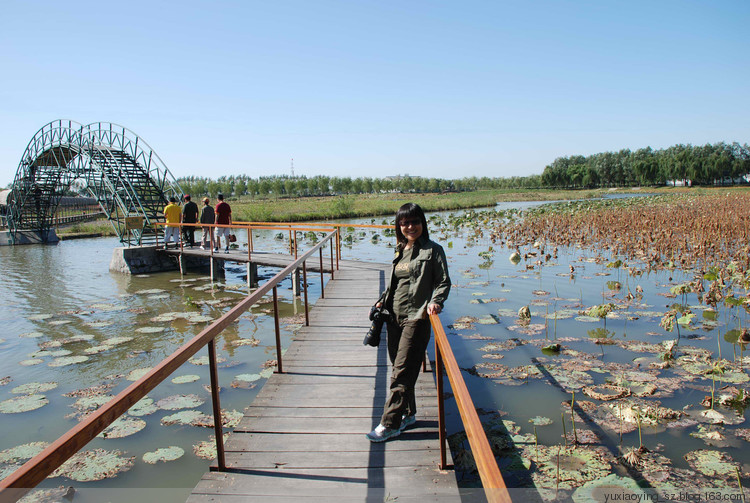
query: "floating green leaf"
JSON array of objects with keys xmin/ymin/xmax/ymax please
[
  {"xmin": 48, "ymin": 355, "xmax": 89, "ymax": 367},
  {"xmin": 142, "ymin": 446, "xmax": 185, "ymax": 464},
  {"xmin": 11, "ymin": 382, "xmax": 58, "ymax": 395},
  {"xmin": 52, "ymin": 449, "xmax": 134, "ymax": 482},
  {"xmin": 0, "ymin": 441, "xmax": 49, "ymax": 463},
  {"xmin": 0, "ymin": 395, "xmax": 49, "ymax": 414},
  {"xmin": 172, "ymin": 375, "xmax": 201, "ymax": 384},
  {"xmin": 156, "ymin": 394, "xmax": 205, "ymax": 410},
  {"xmin": 98, "ymin": 417, "xmax": 147, "ymax": 439}
]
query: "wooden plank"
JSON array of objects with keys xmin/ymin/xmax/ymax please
[
  {"xmin": 224, "ymin": 431, "xmax": 446, "ymax": 453},
  {"xmin": 233, "ymin": 416, "xmax": 438, "ymax": 434},
  {"xmin": 221, "ymin": 448, "xmax": 442, "ymax": 469},
  {"xmin": 190, "ymin": 468, "xmax": 458, "ymax": 498},
  {"xmin": 240, "ymin": 405, "xmax": 441, "ymax": 419}
]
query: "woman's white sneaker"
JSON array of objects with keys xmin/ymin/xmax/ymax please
[{"xmin": 366, "ymin": 424, "xmax": 401, "ymax": 442}]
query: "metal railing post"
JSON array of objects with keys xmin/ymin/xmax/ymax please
[
  {"xmin": 302, "ymin": 261, "xmax": 309, "ymax": 326},
  {"xmin": 207, "ymin": 339, "xmax": 226, "ymax": 471},
  {"xmin": 319, "ymin": 248, "xmax": 325, "ymax": 298},
  {"xmin": 272, "ymin": 286, "xmax": 283, "ymax": 373},
  {"xmin": 249, "ymin": 226, "xmax": 254, "ymax": 253},
  {"xmin": 435, "ymin": 343, "xmax": 447, "ymax": 470},
  {"xmin": 330, "ymin": 243, "xmax": 334, "ymax": 280}
]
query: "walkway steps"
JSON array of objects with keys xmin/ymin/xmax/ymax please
[{"xmin": 187, "ymin": 264, "xmax": 461, "ymax": 502}]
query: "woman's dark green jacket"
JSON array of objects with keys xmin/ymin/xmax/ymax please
[{"xmin": 378, "ymin": 235, "xmax": 451, "ymax": 320}]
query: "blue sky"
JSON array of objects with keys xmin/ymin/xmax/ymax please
[{"xmin": 1, "ymin": 0, "xmax": 748, "ymax": 186}]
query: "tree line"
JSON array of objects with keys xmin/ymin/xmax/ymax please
[
  {"xmin": 176, "ymin": 174, "xmax": 544, "ymax": 199},
  {"xmin": 541, "ymin": 142, "xmax": 750, "ymax": 188},
  {"xmin": 175, "ymin": 142, "xmax": 750, "ymax": 198}
]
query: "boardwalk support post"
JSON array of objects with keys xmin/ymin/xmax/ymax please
[
  {"xmin": 207, "ymin": 339, "xmax": 226, "ymax": 472},
  {"xmin": 272, "ymin": 286, "xmax": 283, "ymax": 373}
]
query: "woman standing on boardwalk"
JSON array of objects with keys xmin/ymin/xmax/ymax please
[{"xmin": 367, "ymin": 203, "xmax": 451, "ymax": 442}]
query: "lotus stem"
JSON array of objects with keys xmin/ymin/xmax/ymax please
[
  {"xmin": 711, "ymin": 373, "xmax": 716, "ymax": 410},
  {"xmin": 556, "ymin": 447, "xmax": 561, "ymax": 493},
  {"xmin": 636, "ymin": 409, "xmax": 643, "ymax": 449},
  {"xmin": 571, "ymin": 392, "xmax": 578, "ymax": 445},
  {"xmin": 534, "ymin": 425, "xmax": 538, "ymax": 462},
  {"xmin": 561, "ymin": 412, "xmax": 567, "ymax": 448}
]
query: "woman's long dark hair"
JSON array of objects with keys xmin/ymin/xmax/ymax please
[{"xmin": 394, "ymin": 203, "xmax": 429, "ymax": 248}]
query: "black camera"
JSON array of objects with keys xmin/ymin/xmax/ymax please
[{"xmin": 363, "ymin": 305, "xmax": 391, "ymax": 347}]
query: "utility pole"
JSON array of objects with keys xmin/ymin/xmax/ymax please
[{"xmin": 291, "ymin": 158, "xmax": 294, "ymax": 177}]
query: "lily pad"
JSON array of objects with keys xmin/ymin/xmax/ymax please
[
  {"xmin": 529, "ymin": 416, "xmax": 553, "ymax": 426},
  {"xmin": 0, "ymin": 376, "xmax": 10, "ymax": 386},
  {"xmin": 582, "ymin": 384, "xmax": 630, "ymax": 401},
  {"xmin": 27, "ymin": 314, "xmax": 53, "ymax": 321},
  {"xmin": 156, "ymin": 394, "xmax": 205, "ymax": 410},
  {"xmin": 142, "ymin": 446, "xmax": 185, "ymax": 464},
  {"xmin": 684, "ymin": 449, "xmax": 738, "ymax": 478},
  {"xmin": 189, "ymin": 356, "xmax": 226, "ymax": 366},
  {"xmin": 84, "ymin": 345, "xmax": 113, "ymax": 355},
  {"xmin": 193, "ymin": 434, "xmax": 230, "ymax": 459},
  {"xmin": 48, "ymin": 355, "xmax": 89, "ymax": 367},
  {"xmin": 98, "ymin": 417, "xmax": 147, "ymax": 439},
  {"xmin": 0, "ymin": 441, "xmax": 49, "ymax": 463},
  {"xmin": 101, "ymin": 336, "xmax": 133, "ymax": 346},
  {"xmin": 19, "ymin": 332, "xmax": 44, "ymax": 338},
  {"xmin": 519, "ymin": 444, "xmax": 613, "ymax": 490},
  {"xmin": 128, "ymin": 397, "xmax": 159, "ymax": 417},
  {"xmin": 135, "ymin": 326, "xmax": 166, "ymax": 334},
  {"xmin": 52, "ymin": 448, "xmax": 134, "ymax": 481},
  {"xmin": 47, "ymin": 320, "xmax": 73, "ymax": 326},
  {"xmin": 161, "ymin": 410, "xmax": 204, "ymax": 426},
  {"xmin": 172, "ymin": 375, "xmax": 201, "ymax": 384},
  {"xmin": 86, "ymin": 321, "xmax": 113, "ymax": 328},
  {"xmin": 11, "ymin": 382, "xmax": 58, "ymax": 395},
  {"xmin": 571, "ymin": 473, "xmax": 649, "ymax": 503},
  {"xmin": 0, "ymin": 395, "xmax": 49, "ymax": 413},
  {"xmin": 18, "ymin": 359, "xmax": 43, "ymax": 366},
  {"xmin": 72, "ymin": 395, "xmax": 113, "ymax": 411},
  {"xmin": 126, "ymin": 367, "xmax": 152, "ymax": 381}
]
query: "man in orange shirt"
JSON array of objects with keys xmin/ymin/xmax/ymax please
[{"xmin": 163, "ymin": 196, "xmax": 181, "ymax": 249}]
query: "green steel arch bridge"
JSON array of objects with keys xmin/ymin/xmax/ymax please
[{"xmin": 4, "ymin": 120, "xmax": 182, "ymax": 245}]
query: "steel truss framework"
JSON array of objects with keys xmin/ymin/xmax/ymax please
[{"xmin": 6, "ymin": 120, "xmax": 182, "ymax": 245}]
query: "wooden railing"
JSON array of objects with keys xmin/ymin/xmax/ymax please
[
  {"xmin": 0, "ymin": 230, "xmax": 340, "ymax": 503},
  {"xmin": 234, "ymin": 220, "xmax": 392, "ymax": 263},
  {"xmin": 430, "ymin": 313, "xmax": 512, "ymax": 503},
  {"xmin": 154, "ymin": 221, "xmax": 340, "ymax": 274}
]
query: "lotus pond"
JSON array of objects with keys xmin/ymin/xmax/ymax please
[{"xmin": 2, "ymin": 192, "xmax": 750, "ymax": 502}]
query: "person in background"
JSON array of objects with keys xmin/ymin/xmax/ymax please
[
  {"xmin": 182, "ymin": 194, "xmax": 199, "ymax": 247},
  {"xmin": 199, "ymin": 197, "xmax": 215, "ymax": 250},
  {"xmin": 214, "ymin": 193, "xmax": 232, "ymax": 253},
  {"xmin": 366, "ymin": 203, "xmax": 451, "ymax": 442},
  {"xmin": 162, "ymin": 196, "xmax": 181, "ymax": 249}
]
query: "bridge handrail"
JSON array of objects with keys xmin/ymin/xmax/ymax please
[
  {"xmin": 0, "ymin": 230, "xmax": 340, "ymax": 503},
  {"xmin": 430, "ymin": 313, "xmax": 511, "ymax": 503},
  {"xmin": 153, "ymin": 221, "xmax": 340, "ymax": 270}
]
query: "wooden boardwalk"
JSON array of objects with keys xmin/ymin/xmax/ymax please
[{"xmin": 188, "ymin": 261, "xmax": 461, "ymax": 502}]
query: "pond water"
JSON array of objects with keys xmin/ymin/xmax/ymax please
[{"xmin": 1, "ymin": 198, "xmax": 747, "ymax": 501}]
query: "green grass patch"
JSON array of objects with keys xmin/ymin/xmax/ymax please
[{"xmin": 230, "ymin": 188, "xmax": 607, "ymax": 222}]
